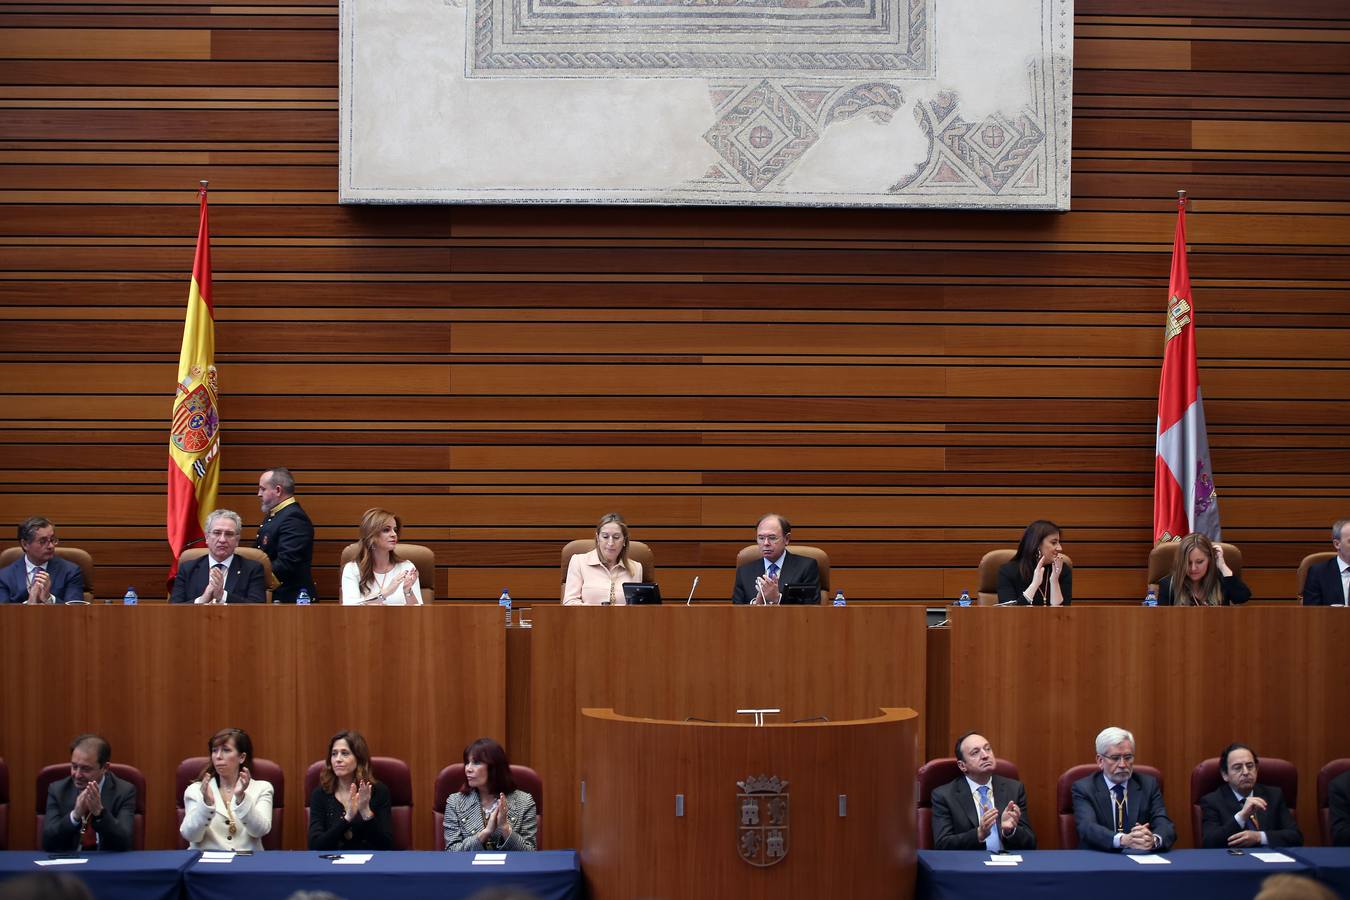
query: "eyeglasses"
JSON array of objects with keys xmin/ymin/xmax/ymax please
[
  {"xmin": 1102, "ymin": 754, "xmax": 1135, "ymax": 764},
  {"xmin": 28, "ymin": 535, "xmax": 59, "ymax": 547},
  {"xmin": 208, "ymin": 530, "xmax": 239, "ymax": 539}
]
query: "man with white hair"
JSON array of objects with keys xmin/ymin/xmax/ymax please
[
  {"xmin": 170, "ymin": 509, "xmax": 266, "ymax": 604},
  {"xmin": 1071, "ymin": 726, "xmax": 1175, "ymax": 852}
]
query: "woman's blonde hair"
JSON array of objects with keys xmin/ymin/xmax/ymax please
[
  {"xmin": 1169, "ymin": 532, "xmax": 1224, "ymax": 606},
  {"xmin": 356, "ymin": 507, "xmax": 403, "ymax": 594}
]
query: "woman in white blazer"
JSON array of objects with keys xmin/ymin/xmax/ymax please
[{"xmin": 180, "ymin": 727, "xmax": 274, "ymax": 851}]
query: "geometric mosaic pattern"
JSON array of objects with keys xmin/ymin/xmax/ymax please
[{"xmin": 701, "ymin": 81, "xmax": 904, "ymax": 191}]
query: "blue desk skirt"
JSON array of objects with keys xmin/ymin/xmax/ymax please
[
  {"xmin": 1290, "ymin": 848, "xmax": 1350, "ymax": 896},
  {"xmin": 918, "ymin": 849, "xmax": 1311, "ymax": 900},
  {"xmin": 183, "ymin": 850, "xmax": 582, "ymax": 900},
  {"xmin": 0, "ymin": 850, "xmax": 199, "ymax": 900}
]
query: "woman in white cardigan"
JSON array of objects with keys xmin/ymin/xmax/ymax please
[
  {"xmin": 340, "ymin": 508, "xmax": 423, "ymax": 605},
  {"xmin": 180, "ymin": 727, "xmax": 274, "ymax": 851}
]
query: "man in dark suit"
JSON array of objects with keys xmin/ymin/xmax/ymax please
[
  {"xmin": 42, "ymin": 734, "xmax": 136, "ymax": 852},
  {"xmin": 1330, "ymin": 770, "xmax": 1350, "ymax": 846},
  {"xmin": 931, "ymin": 731, "xmax": 1036, "ymax": 851},
  {"xmin": 1302, "ymin": 518, "xmax": 1349, "ymax": 605},
  {"xmin": 0, "ymin": 516, "xmax": 84, "ymax": 604},
  {"xmin": 1072, "ymin": 725, "xmax": 1176, "ymax": 852},
  {"xmin": 731, "ymin": 514, "xmax": 821, "ymax": 604},
  {"xmin": 1201, "ymin": 743, "xmax": 1302, "ymax": 848},
  {"xmin": 171, "ymin": 509, "xmax": 266, "ymax": 604},
  {"xmin": 255, "ymin": 467, "xmax": 315, "ymax": 604}
]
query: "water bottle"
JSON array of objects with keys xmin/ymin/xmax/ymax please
[
  {"xmin": 296, "ymin": 589, "xmax": 311, "ymax": 606},
  {"xmin": 499, "ymin": 588, "xmax": 512, "ymax": 626},
  {"xmin": 1142, "ymin": 588, "xmax": 1158, "ymax": 607},
  {"xmin": 832, "ymin": 589, "xmax": 846, "ymax": 607},
  {"xmin": 122, "ymin": 587, "xmax": 138, "ymax": 606},
  {"xmin": 956, "ymin": 589, "xmax": 971, "ymax": 607}
]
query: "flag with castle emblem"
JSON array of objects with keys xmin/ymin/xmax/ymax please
[
  {"xmin": 167, "ymin": 183, "xmax": 221, "ymax": 569},
  {"xmin": 1153, "ymin": 195, "xmax": 1220, "ymax": 543}
]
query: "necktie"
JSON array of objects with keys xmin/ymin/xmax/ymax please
[
  {"xmin": 81, "ymin": 814, "xmax": 97, "ymax": 850},
  {"xmin": 1244, "ymin": 798, "xmax": 1260, "ymax": 831},
  {"xmin": 1112, "ymin": 784, "xmax": 1126, "ymax": 832},
  {"xmin": 1342, "ymin": 567, "xmax": 1349, "ymax": 604},
  {"xmin": 30, "ymin": 565, "xmax": 45, "ymax": 586},
  {"xmin": 978, "ymin": 785, "xmax": 1001, "ymax": 852},
  {"xmin": 767, "ymin": 562, "xmax": 779, "ymax": 579}
]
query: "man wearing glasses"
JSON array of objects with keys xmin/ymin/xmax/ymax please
[
  {"xmin": 1071, "ymin": 725, "xmax": 1176, "ymax": 852},
  {"xmin": 170, "ymin": 509, "xmax": 267, "ymax": 604},
  {"xmin": 1200, "ymin": 743, "xmax": 1302, "ymax": 849},
  {"xmin": 1, "ymin": 516, "xmax": 83, "ymax": 604}
]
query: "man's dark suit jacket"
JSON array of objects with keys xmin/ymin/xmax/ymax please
[
  {"xmin": 0, "ymin": 554, "xmax": 83, "ymax": 604},
  {"xmin": 931, "ymin": 774, "xmax": 1037, "ymax": 850},
  {"xmin": 731, "ymin": 549, "xmax": 820, "ymax": 604},
  {"xmin": 255, "ymin": 500, "xmax": 314, "ymax": 604},
  {"xmin": 1071, "ymin": 771, "xmax": 1176, "ymax": 852},
  {"xmin": 1330, "ymin": 770, "xmax": 1350, "ymax": 846},
  {"xmin": 1302, "ymin": 557, "xmax": 1347, "ymax": 605},
  {"xmin": 42, "ymin": 771, "xmax": 137, "ymax": 852},
  {"xmin": 169, "ymin": 553, "xmax": 266, "ymax": 604},
  {"xmin": 1201, "ymin": 783, "xmax": 1302, "ymax": 848}
]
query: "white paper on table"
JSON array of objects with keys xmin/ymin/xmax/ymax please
[
  {"xmin": 1127, "ymin": 854, "xmax": 1171, "ymax": 865},
  {"xmin": 1252, "ymin": 852, "xmax": 1297, "ymax": 863},
  {"xmin": 35, "ymin": 858, "xmax": 90, "ymax": 867},
  {"xmin": 332, "ymin": 853, "xmax": 374, "ymax": 865},
  {"xmin": 472, "ymin": 852, "xmax": 508, "ymax": 866},
  {"xmin": 983, "ymin": 859, "xmax": 1019, "ymax": 867},
  {"xmin": 1001, "ymin": 855, "xmax": 1023, "ymax": 862},
  {"xmin": 200, "ymin": 852, "xmax": 236, "ymax": 863}
]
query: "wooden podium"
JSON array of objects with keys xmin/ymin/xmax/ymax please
[{"xmin": 579, "ymin": 706, "xmax": 918, "ymax": 900}]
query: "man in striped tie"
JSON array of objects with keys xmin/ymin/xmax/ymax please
[
  {"xmin": 0, "ymin": 516, "xmax": 84, "ymax": 604},
  {"xmin": 931, "ymin": 731, "xmax": 1036, "ymax": 851},
  {"xmin": 1072, "ymin": 726, "xmax": 1176, "ymax": 852}
]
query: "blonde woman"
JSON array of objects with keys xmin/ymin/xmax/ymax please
[
  {"xmin": 1158, "ymin": 533, "xmax": 1251, "ymax": 606},
  {"xmin": 563, "ymin": 513, "xmax": 641, "ymax": 605},
  {"xmin": 340, "ymin": 508, "xmax": 423, "ymax": 605}
]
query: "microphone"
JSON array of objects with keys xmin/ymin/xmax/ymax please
[
  {"xmin": 993, "ymin": 599, "xmax": 1020, "ymax": 607},
  {"xmin": 685, "ymin": 576, "xmax": 700, "ymax": 606}
]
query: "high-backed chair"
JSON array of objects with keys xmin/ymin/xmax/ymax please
[
  {"xmin": 735, "ymin": 545, "xmax": 831, "ymax": 602},
  {"xmin": 1147, "ymin": 541, "xmax": 1244, "ymax": 588},
  {"xmin": 1191, "ymin": 756, "xmax": 1297, "ymax": 847},
  {"xmin": 915, "ymin": 756, "xmax": 1020, "ymax": 849},
  {"xmin": 559, "ymin": 539, "xmax": 656, "ymax": 600},
  {"xmin": 35, "ymin": 763, "xmax": 146, "ymax": 850},
  {"xmin": 976, "ymin": 550, "xmax": 1073, "ymax": 606},
  {"xmin": 1297, "ymin": 551, "xmax": 1338, "ymax": 604},
  {"xmin": 305, "ymin": 756, "xmax": 413, "ymax": 850},
  {"xmin": 171, "ymin": 547, "xmax": 277, "ymax": 603},
  {"xmin": 174, "ymin": 756, "xmax": 285, "ymax": 850},
  {"xmin": 0, "ymin": 546, "xmax": 95, "ymax": 603},
  {"xmin": 0, "ymin": 757, "xmax": 9, "ymax": 850},
  {"xmin": 1318, "ymin": 758, "xmax": 1350, "ymax": 845},
  {"xmin": 432, "ymin": 763, "xmax": 545, "ymax": 850},
  {"xmin": 339, "ymin": 543, "xmax": 437, "ymax": 603},
  {"xmin": 1056, "ymin": 763, "xmax": 1164, "ymax": 849}
]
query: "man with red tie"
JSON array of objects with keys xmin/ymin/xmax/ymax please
[
  {"xmin": 41, "ymin": 734, "xmax": 137, "ymax": 852},
  {"xmin": 1200, "ymin": 743, "xmax": 1302, "ymax": 849}
]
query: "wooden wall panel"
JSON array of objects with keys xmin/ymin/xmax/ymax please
[{"xmin": 0, "ymin": 0, "xmax": 1347, "ymax": 831}]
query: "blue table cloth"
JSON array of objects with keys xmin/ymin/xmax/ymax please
[
  {"xmin": 918, "ymin": 849, "xmax": 1311, "ymax": 900},
  {"xmin": 0, "ymin": 850, "xmax": 198, "ymax": 900},
  {"xmin": 183, "ymin": 850, "xmax": 582, "ymax": 900},
  {"xmin": 1290, "ymin": 847, "xmax": 1350, "ymax": 896}
]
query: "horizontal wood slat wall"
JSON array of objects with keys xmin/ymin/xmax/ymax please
[{"xmin": 1, "ymin": 3, "xmax": 1348, "ymax": 616}]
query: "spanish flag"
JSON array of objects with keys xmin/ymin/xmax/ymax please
[
  {"xmin": 1153, "ymin": 194, "xmax": 1220, "ymax": 544},
  {"xmin": 167, "ymin": 183, "xmax": 221, "ymax": 568}
]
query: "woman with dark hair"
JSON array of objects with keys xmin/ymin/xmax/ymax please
[
  {"xmin": 998, "ymin": 520, "xmax": 1072, "ymax": 606},
  {"xmin": 562, "ymin": 512, "xmax": 642, "ymax": 605},
  {"xmin": 1158, "ymin": 533, "xmax": 1251, "ymax": 606},
  {"xmin": 340, "ymin": 508, "xmax": 422, "ymax": 605},
  {"xmin": 307, "ymin": 730, "xmax": 394, "ymax": 850},
  {"xmin": 180, "ymin": 727, "xmax": 274, "ymax": 850},
  {"xmin": 443, "ymin": 738, "xmax": 538, "ymax": 852}
]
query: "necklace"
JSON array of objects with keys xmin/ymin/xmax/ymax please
[{"xmin": 217, "ymin": 780, "xmax": 239, "ymax": 840}]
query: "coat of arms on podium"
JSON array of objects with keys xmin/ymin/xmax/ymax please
[{"xmin": 736, "ymin": 775, "xmax": 789, "ymax": 867}]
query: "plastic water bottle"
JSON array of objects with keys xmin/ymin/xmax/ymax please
[
  {"xmin": 499, "ymin": 588, "xmax": 512, "ymax": 626},
  {"xmin": 956, "ymin": 589, "xmax": 971, "ymax": 607},
  {"xmin": 1142, "ymin": 588, "xmax": 1158, "ymax": 607},
  {"xmin": 832, "ymin": 589, "xmax": 846, "ymax": 607},
  {"xmin": 122, "ymin": 587, "xmax": 138, "ymax": 606},
  {"xmin": 296, "ymin": 589, "xmax": 311, "ymax": 606}
]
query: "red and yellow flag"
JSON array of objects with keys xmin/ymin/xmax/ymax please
[{"xmin": 167, "ymin": 184, "xmax": 221, "ymax": 566}]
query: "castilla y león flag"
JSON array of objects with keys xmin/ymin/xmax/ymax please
[
  {"xmin": 167, "ymin": 184, "xmax": 221, "ymax": 566},
  {"xmin": 1153, "ymin": 196, "xmax": 1219, "ymax": 544}
]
